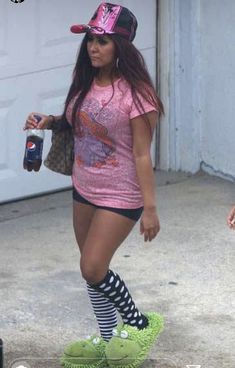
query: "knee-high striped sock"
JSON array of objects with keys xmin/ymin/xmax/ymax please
[
  {"xmin": 88, "ymin": 270, "xmax": 148, "ymax": 330},
  {"xmin": 87, "ymin": 283, "xmax": 117, "ymax": 341}
]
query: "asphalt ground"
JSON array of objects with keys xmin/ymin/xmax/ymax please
[{"xmin": 0, "ymin": 170, "xmax": 234, "ymax": 368}]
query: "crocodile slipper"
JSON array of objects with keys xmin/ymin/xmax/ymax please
[
  {"xmin": 105, "ymin": 312, "xmax": 164, "ymax": 368},
  {"xmin": 60, "ymin": 335, "xmax": 108, "ymax": 368}
]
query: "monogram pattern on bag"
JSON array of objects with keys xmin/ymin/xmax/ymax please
[{"xmin": 44, "ymin": 127, "xmax": 74, "ymax": 176}]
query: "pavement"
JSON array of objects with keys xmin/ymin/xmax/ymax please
[{"xmin": 0, "ymin": 170, "xmax": 234, "ymax": 368}]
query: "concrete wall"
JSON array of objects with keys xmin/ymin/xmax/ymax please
[
  {"xmin": 200, "ymin": 0, "xmax": 235, "ymax": 180},
  {"xmin": 159, "ymin": 0, "xmax": 235, "ymax": 180}
]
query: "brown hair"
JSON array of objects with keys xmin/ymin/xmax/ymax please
[{"xmin": 62, "ymin": 33, "xmax": 164, "ymax": 126}]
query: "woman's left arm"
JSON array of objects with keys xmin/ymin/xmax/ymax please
[{"xmin": 131, "ymin": 111, "xmax": 160, "ymax": 242}]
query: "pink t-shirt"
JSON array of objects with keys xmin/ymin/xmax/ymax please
[{"xmin": 66, "ymin": 78, "xmax": 156, "ymax": 208}]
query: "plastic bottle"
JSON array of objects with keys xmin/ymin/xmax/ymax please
[{"xmin": 23, "ymin": 115, "xmax": 44, "ymax": 172}]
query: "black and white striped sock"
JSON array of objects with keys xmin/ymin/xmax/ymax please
[
  {"xmin": 88, "ymin": 270, "xmax": 148, "ymax": 330},
  {"xmin": 87, "ymin": 283, "xmax": 117, "ymax": 341}
]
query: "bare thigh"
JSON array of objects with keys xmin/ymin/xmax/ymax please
[
  {"xmin": 80, "ymin": 209, "xmax": 136, "ymax": 284},
  {"xmin": 73, "ymin": 200, "xmax": 96, "ymax": 252}
]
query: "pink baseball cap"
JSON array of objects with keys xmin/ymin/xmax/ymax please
[{"xmin": 70, "ymin": 2, "xmax": 137, "ymax": 42}]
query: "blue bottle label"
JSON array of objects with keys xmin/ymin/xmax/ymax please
[{"xmin": 25, "ymin": 137, "xmax": 43, "ymax": 162}]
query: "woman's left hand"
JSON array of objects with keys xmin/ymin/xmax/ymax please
[{"xmin": 140, "ymin": 208, "xmax": 160, "ymax": 242}]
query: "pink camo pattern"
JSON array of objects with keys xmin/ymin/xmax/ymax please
[{"xmin": 89, "ymin": 3, "xmax": 122, "ymax": 34}]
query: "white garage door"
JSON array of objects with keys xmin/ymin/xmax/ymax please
[{"xmin": 0, "ymin": 0, "xmax": 157, "ymax": 203}]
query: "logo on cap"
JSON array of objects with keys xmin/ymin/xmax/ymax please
[
  {"xmin": 10, "ymin": 0, "xmax": 25, "ymax": 3},
  {"xmin": 70, "ymin": 2, "xmax": 137, "ymax": 42}
]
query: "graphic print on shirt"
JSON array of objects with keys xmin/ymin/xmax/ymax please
[{"xmin": 74, "ymin": 110, "xmax": 118, "ymax": 168}]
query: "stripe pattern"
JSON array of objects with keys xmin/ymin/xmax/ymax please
[
  {"xmin": 89, "ymin": 270, "xmax": 148, "ymax": 329},
  {"xmin": 87, "ymin": 283, "xmax": 118, "ymax": 341}
]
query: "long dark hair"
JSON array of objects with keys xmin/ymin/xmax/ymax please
[
  {"xmin": 62, "ymin": 33, "xmax": 164, "ymax": 126},
  {"xmin": 111, "ymin": 35, "xmax": 164, "ymax": 117}
]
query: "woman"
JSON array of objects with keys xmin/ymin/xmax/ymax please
[{"xmin": 25, "ymin": 3, "xmax": 164, "ymax": 368}]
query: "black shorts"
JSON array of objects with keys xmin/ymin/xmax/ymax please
[{"xmin": 72, "ymin": 188, "xmax": 143, "ymax": 222}]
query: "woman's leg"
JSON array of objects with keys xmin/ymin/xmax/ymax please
[
  {"xmin": 73, "ymin": 201, "xmax": 117, "ymax": 340},
  {"xmin": 80, "ymin": 209, "xmax": 148, "ymax": 329}
]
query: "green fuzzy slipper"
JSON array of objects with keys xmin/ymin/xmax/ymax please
[
  {"xmin": 105, "ymin": 312, "xmax": 164, "ymax": 368},
  {"xmin": 60, "ymin": 335, "xmax": 108, "ymax": 368}
]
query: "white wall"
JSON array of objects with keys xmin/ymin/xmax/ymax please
[
  {"xmin": 159, "ymin": 0, "xmax": 235, "ymax": 180},
  {"xmin": 159, "ymin": 0, "xmax": 201, "ymax": 173},
  {"xmin": 200, "ymin": 0, "xmax": 235, "ymax": 179},
  {"xmin": 0, "ymin": 0, "xmax": 157, "ymax": 203}
]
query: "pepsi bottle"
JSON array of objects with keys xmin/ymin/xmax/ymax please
[{"xmin": 23, "ymin": 115, "xmax": 44, "ymax": 172}]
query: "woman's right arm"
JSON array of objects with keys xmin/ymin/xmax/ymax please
[{"xmin": 24, "ymin": 113, "xmax": 62, "ymax": 130}]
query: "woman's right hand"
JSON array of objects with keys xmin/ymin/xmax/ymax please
[{"xmin": 24, "ymin": 113, "xmax": 53, "ymax": 130}]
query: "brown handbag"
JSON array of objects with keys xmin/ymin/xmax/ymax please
[{"xmin": 44, "ymin": 118, "xmax": 74, "ymax": 176}]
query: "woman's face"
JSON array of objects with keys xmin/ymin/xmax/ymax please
[{"xmin": 87, "ymin": 34, "xmax": 116, "ymax": 70}]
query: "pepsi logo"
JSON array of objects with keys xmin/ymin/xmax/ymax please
[{"xmin": 27, "ymin": 142, "xmax": 36, "ymax": 151}]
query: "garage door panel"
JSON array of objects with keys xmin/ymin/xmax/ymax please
[
  {"xmin": 0, "ymin": 108, "xmax": 8, "ymax": 169},
  {"xmin": 0, "ymin": 1, "xmax": 78, "ymax": 80},
  {"xmin": 1, "ymin": 0, "xmax": 157, "ymax": 202},
  {"xmin": 0, "ymin": 0, "xmax": 8, "ymax": 67},
  {"xmin": 35, "ymin": 0, "xmax": 73, "ymax": 59},
  {"xmin": 7, "ymin": 1, "xmax": 36, "ymax": 67},
  {"xmin": 0, "ymin": 67, "xmax": 72, "ymax": 203},
  {"xmin": 0, "ymin": 97, "xmax": 19, "ymax": 171}
]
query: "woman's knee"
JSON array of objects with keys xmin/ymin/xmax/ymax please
[{"xmin": 80, "ymin": 258, "xmax": 107, "ymax": 284}]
